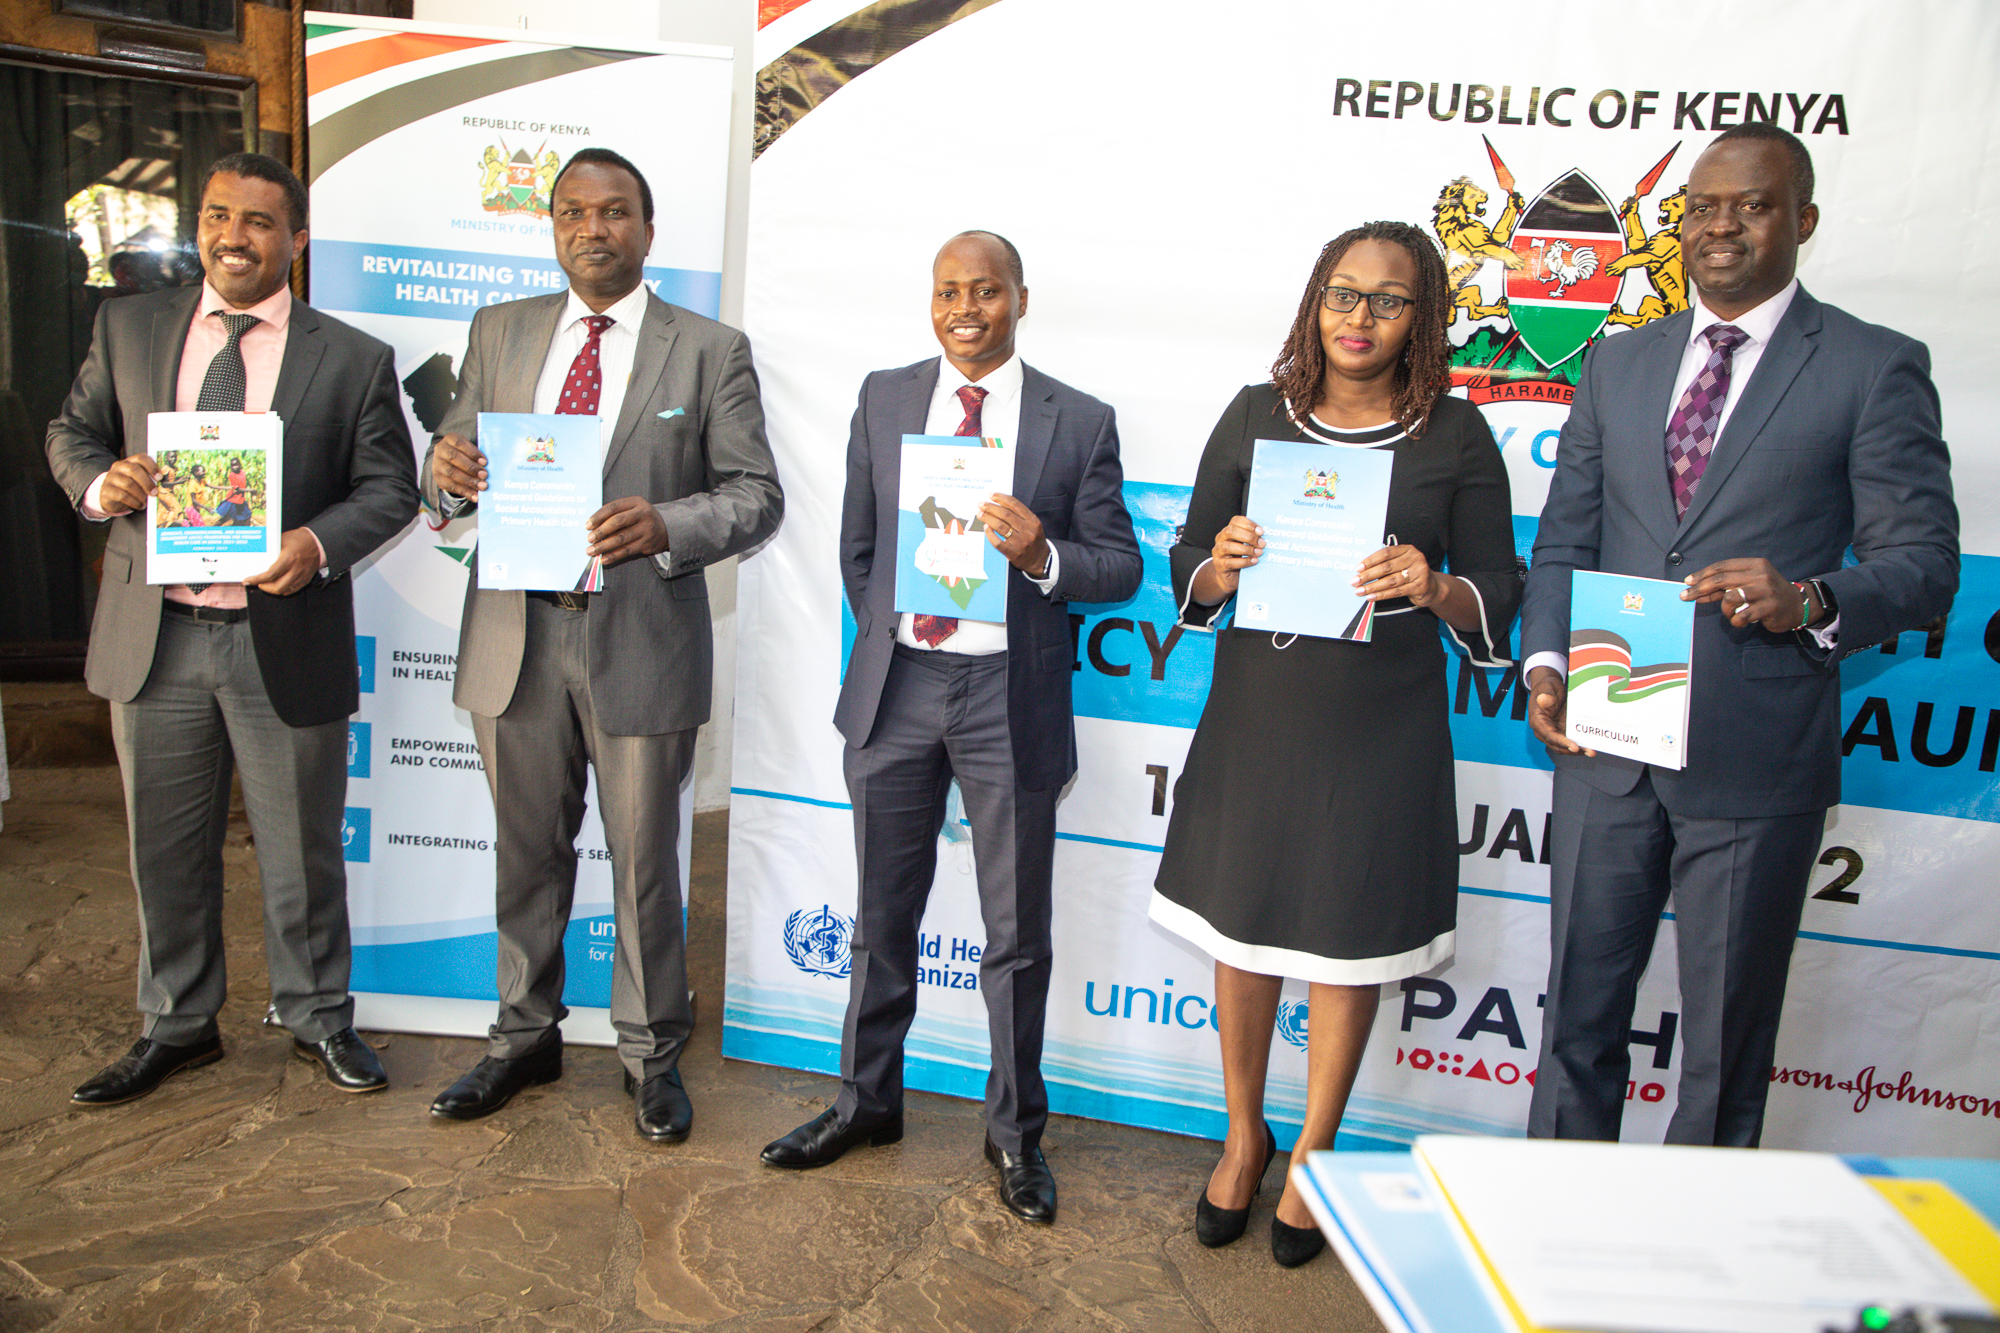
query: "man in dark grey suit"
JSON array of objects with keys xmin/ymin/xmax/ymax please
[
  {"xmin": 1520, "ymin": 124, "xmax": 1958, "ymax": 1147},
  {"xmin": 760, "ymin": 232, "xmax": 1141, "ymax": 1222},
  {"xmin": 423, "ymin": 149, "xmax": 781, "ymax": 1142},
  {"xmin": 46, "ymin": 152, "xmax": 418, "ymax": 1104}
]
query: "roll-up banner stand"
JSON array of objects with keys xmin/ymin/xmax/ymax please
[
  {"xmin": 728, "ymin": 0, "xmax": 2000, "ymax": 1152},
  {"xmin": 305, "ymin": 13, "xmax": 734, "ymax": 1041}
]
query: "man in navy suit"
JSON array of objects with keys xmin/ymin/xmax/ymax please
[
  {"xmin": 760, "ymin": 232, "xmax": 1141, "ymax": 1221},
  {"xmin": 1520, "ymin": 124, "xmax": 1958, "ymax": 1147}
]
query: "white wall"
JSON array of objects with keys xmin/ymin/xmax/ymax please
[{"xmin": 413, "ymin": 0, "xmax": 757, "ymax": 810}]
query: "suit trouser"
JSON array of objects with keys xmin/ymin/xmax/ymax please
[
  {"xmin": 471, "ymin": 596, "xmax": 695, "ymax": 1078},
  {"xmin": 1528, "ymin": 766, "xmax": 1825, "ymax": 1147},
  {"xmin": 835, "ymin": 646, "xmax": 1058, "ymax": 1153},
  {"xmin": 110, "ymin": 611, "xmax": 353, "ymax": 1045}
]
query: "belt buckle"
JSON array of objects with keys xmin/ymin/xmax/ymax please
[{"xmin": 552, "ymin": 591, "xmax": 589, "ymax": 612}]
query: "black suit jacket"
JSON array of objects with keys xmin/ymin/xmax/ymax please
[
  {"xmin": 834, "ymin": 358, "xmax": 1142, "ymax": 791},
  {"xmin": 45, "ymin": 285, "xmax": 420, "ymax": 727}
]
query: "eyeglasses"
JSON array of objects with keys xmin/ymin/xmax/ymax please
[{"xmin": 1322, "ymin": 286, "xmax": 1415, "ymax": 319}]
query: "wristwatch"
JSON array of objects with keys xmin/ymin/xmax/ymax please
[{"xmin": 1804, "ymin": 577, "xmax": 1839, "ymax": 628}]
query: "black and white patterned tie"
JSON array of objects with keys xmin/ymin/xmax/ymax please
[
  {"xmin": 187, "ymin": 312, "xmax": 259, "ymax": 591},
  {"xmin": 195, "ymin": 312, "xmax": 259, "ymax": 412}
]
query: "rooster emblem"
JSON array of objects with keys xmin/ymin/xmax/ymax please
[{"xmin": 1539, "ymin": 240, "xmax": 1600, "ymax": 299}]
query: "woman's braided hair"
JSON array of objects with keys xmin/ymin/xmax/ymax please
[{"xmin": 1269, "ymin": 220, "xmax": 1453, "ymax": 437}]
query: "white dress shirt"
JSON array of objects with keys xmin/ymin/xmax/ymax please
[
  {"xmin": 1526, "ymin": 279, "xmax": 1833, "ymax": 684},
  {"xmin": 894, "ymin": 353, "xmax": 1059, "ymax": 655}
]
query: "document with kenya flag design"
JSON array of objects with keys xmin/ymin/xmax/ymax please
[{"xmin": 1566, "ymin": 571, "xmax": 1694, "ymax": 769}]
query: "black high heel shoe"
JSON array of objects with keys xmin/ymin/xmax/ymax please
[
  {"xmin": 1271, "ymin": 1213, "xmax": 1326, "ymax": 1268},
  {"xmin": 1194, "ymin": 1121, "xmax": 1279, "ymax": 1248}
]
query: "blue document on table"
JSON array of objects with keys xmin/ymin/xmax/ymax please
[
  {"xmin": 893, "ymin": 433, "xmax": 1013, "ymax": 622},
  {"xmin": 1297, "ymin": 1152, "xmax": 1507, "ymax": 1333},
  {"xmin": 476, "ymin": 413, "xmax": 604, "ymax": 592},
  {"xmin": 1234, "ymin": 439, "xmax": 1394, "ymax": 641},
  {"xmin": 1567, "ymin": 570, "xmax": 1694, "ymax": 769}
]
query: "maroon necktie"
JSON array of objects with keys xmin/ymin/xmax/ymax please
[
  {"xmin": 911, "ymin": 384, "xmax": 990, "ymax": 648},
  {"xmin": 557, "ymin": 315, "xmax": 614, "ymax": 415},
  {"xmin": 1665, "ymin": 323, "xmax": 1747, "ymax": 518}
]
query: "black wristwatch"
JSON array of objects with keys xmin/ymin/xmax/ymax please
[{"xmin": 1805, "ymin": 577, "xmax": 1839, "ymax": 628}]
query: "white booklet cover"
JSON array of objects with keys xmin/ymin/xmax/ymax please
[
  {"xmin": 144, "ymin": 412, "xmax": 284, "ymax": 585},
  {"xmin": 1412, "ymin": 1135, "xmax": 1990, "ymax": 1333},
  {"xmin": 1566, "ymin": 570, "xmax": 1694, "ymax": 768}
]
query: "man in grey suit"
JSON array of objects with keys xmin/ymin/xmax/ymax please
[
  {"xmin": 760, "ymin": 232, "xmax": 1141, "ymax": 1223},
  {"xmin": 46, "ymin": 152, "xmax": 418, "ymax": 1104},
  {"xmin": 424, "ymin": 149, "xmax": 781, "ymax": 1142},
  {"xmin": 1520, "ymin": 124, "xmax": 1958, "ymax": 1147}
]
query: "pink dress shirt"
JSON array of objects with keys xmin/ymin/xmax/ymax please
[{"xmin": 83, "ymin": 279, "xmax": 322, "ymax": 606}]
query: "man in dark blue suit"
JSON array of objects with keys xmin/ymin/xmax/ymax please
[
  {"xmin": 760, "ymin": 231, "xmax": 1141, "ymax": 1220},
  {"xmin": 1520, "ymin": 125, "xmax": 1958, "ymax": 1146}
]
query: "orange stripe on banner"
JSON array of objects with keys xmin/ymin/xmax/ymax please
[
  {"xmin": 307, "ymin": 33, "xmax": 505, "ymax": 94},
  {"xmin": 759, "ymin": 0, "xmax": 817, "ymax": 27}
]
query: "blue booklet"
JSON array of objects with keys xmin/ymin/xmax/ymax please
[
  {"xmin": 1567, "ymin": 570, "xmax": 1695, "ymax": 768},
  {"xmin": 1235, "ymin": 439, "xmax": 1395, "ymax": 641},
  {"xmin": 1297, "ymin": 1151, "xmax": 1508, "ymax": 1333},
  {"xmin": 476, "ymin": 413, "xmax": 605, "ymax": 592},
  {"xmin": 893, "ymin": 434, "xmax": 1013, "ymax": 622}
]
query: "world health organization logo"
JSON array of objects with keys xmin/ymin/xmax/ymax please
[
  {"xmin": 1275, "ymin": 999, "xmax": 1310, "ymax": 1051},
  {"xmin": 783, "ymin": 905, "xmax": 855, "ymax": 979}
]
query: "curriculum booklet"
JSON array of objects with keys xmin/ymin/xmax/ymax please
[
  {"xmin": 1565, "ymin": 569, "xmax": 1694, "ymax": 768},
  {"xmin": 893, "ymin": 433, "xmax": 1013, "ymax": 623},
  {"xmin": 145, "ymin": 412, "xmax": 283, "ymax": 585},
  {"xmin": 1235, "ymin": 438, "xmax": 1394, "ymax": 641},
  {"xmin": 476, "ymin": 412, "xmax": 605, "ymax": 592}
]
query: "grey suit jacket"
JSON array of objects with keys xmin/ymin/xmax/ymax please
[
  {"xmin": 45, "ymin": 285, "xmax": 420, "ymax": 727},
  {"xmin": 1520, "ymin": 286, "xmax": 1958, "ymax": 818},
  {"xmin": 422, "ymin": 289, "xmax": 782, "ymax": 736},
  {"xmin": 834, "ymin": 358, "xmax": 1142, "ymax": 792}
]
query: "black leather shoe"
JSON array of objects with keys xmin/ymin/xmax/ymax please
[
  {"xmin": 292, "ymin": 1027, "xmax": 388, "ymax": 1093},
  {"xmin": 985, "ymin": 1136, "xmax": 1057, "ymax": 1223},
  {"xmin": 72, "ymin": 1032, "xmax": 224, "ymax": 1106},
  {"xmin": 1195, "ymin": 1120, "xmax": 1278, "ymax": 1247},
  {"xmin": 623, "ymin": 1067, "xmax": 693, "ymax": 1143},
  {"xmin": 429, "ymin": 1039, "xmax": 561, "ymax": 1120},
  {"xmin": 1271, "ymin": 1214, "xmax": 1326, "ymax": 1268},
  {"xmin": 760, "ymin": 1107, "xmax": 903, "ymax": 1168}
]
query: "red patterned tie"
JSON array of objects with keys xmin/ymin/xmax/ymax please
[
  {"xmin": 558, "ymin": 315, "xmax": 615, "ymax": 415},
  {"xmin": 911, "ymin": 384, "xmax": 990, "ymax": 648}
]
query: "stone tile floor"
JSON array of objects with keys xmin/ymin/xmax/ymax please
[{"xmin": 0, "ymin": 765, "xmax": 1387, "ymax": 1332}]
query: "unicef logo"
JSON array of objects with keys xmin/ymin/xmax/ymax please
[
  {"xmin": 783, "ymin": 905, "xmax": 855, "ymax": 979},
  {"xmin": 1275, "ymin": 999, "xmax": 1310, "ymax": 1051}
]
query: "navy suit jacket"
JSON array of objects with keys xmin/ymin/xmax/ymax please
[
  {"xmin": 1520, "ymin": 286, "xmax": 1958, "ymax": 818},
  {"xmin": 834, "ymin": 358, "xmax": 1142, "ymax": 791}
]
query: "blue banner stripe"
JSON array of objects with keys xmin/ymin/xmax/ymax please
[
  {"xmin": 730, "ymin": 786, "xmax": 851, "ymax": 810},
  {"xmin": 1796, "ymin": 930, "xmax": 2000, "ymax": 964},
  {"xmin": 1055, "ymin": 831, "xmax": 1165, "ymax": 853},
  {"xmin": 1459, "ymin": 886, "xmax": 1552, "ymax": 904},
  {"xmin": 311, "ymin": 238, "xmax": 721, "ymax": 323}
]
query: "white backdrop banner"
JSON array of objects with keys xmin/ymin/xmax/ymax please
[
  {"xmin": 728, "ymin": 0, "xmax": 2000, "ymax": 1152},
  {"xmin": 304, "ymin": 13, "xmax": 732, "ymax": 1039}
]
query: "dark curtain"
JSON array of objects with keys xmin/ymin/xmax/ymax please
[{"xmin": 0, "ymin": 58, "xmax": 246, "ymax": 644}]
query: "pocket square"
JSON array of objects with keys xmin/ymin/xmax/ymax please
[{"xmin": 657, "ymin": 408, "xmax": 685, "ymax": 420}]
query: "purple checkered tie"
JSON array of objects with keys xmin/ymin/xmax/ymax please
[{"xmin": 1665, "ymin": 323, "xmax": 1748, "ymax": 518}]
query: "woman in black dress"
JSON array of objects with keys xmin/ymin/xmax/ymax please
[{"xmin": 1149, "ymin": 221, "xmax": 1522, "ymax": 1266}]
